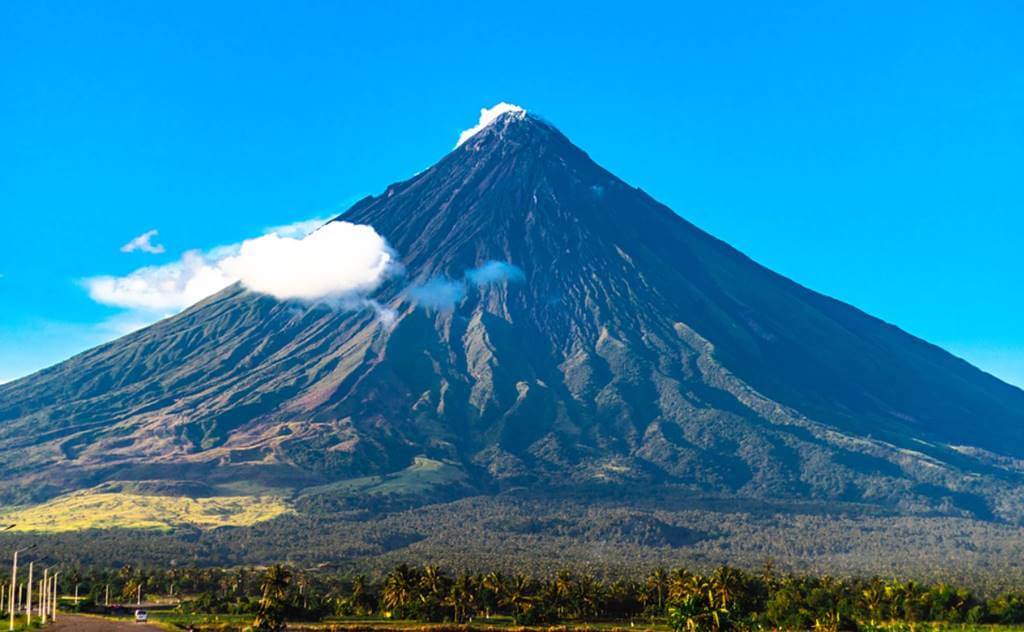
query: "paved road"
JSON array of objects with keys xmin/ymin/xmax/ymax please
[{"xmin": 50, "ymin": 614, "xmax": 163, "ymax": 631}]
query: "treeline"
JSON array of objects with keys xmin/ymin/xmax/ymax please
[
  {"xmin": 8, "ymin": 495, "xmax": 1024, "ymax": 595},
  {"xmin": 61, "ymin": 563, "xmax": 1024, "ymax": 630}
]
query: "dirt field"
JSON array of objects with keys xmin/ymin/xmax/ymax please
[{"xmin": 50, "ymin": 613, "xmax": 163, "ymax": 631}]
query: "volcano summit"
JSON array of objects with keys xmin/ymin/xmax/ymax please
[{"xmin": 2, "ymin": 108, "xmax": 1024, "ymax": 570}]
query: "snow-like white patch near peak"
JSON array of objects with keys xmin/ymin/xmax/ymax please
[{"xmin": 455, "ymin": 102, "xmax": 525, "ymax": 148}]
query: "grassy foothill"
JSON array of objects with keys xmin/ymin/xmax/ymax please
[{"xmin": 0, "ymin": 489, "xmax": 291, "ymax": 532}]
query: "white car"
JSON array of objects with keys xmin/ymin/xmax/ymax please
[{"xmin": 134, "ymin": 609, "xmax": 149, "ymax": 623}]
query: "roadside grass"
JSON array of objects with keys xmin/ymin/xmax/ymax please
[
  {"xmin": 129, "ymin": 612, "xmax": 676, "ymax": 631},
  {"xmin": 98, "ymin": 613, "xmax": 1024, "ymax": 632}
]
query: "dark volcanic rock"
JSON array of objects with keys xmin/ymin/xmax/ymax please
[{"xmin": 2, "ymin": 110, "xmax": 1024, "ymax": 522}]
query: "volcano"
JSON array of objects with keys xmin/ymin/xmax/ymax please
[{"xmin": 2, "ymin": 107, "xmax": 1024, "ymax": 543}]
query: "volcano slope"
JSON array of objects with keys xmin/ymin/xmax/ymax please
[{"xmin": 2, "ymin": 110, "xmax": 1024, "ymax": 575}]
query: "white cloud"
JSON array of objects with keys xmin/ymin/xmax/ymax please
[
  {"xmin": 408, "ymin": 260, "xmax": 525, "ymax": 311},
  {"xmin": 455, "ymin": 102, "xmax": 525, "ymax": 148},
  {"xmin": 409, "ymin": 277, "xmax": 466, "ymax": 310},
  {"xmin": 120, "ymin": 229, "xmax": 166, "ymax": 254},
  {"xmin": 465, "ymin": 261, "xmax": 525, "ymax": 285},
  {"xmin": 220, "ymin": 222, "xmax": 398, "ymax": 301},
  {"xmin": 85, "ymin": 221, "xmax": 399, "ymax": 312},
  {"xmin": 2, "ymin": 220, "xmax": 396, "ymax": 383},
  {"xmin": 85, "ymin": 251, "xmax": 236, "ymax": 311}
]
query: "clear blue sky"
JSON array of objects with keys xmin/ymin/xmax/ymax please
[{"xmin": 1, "ymin": 1, "xmax": 1022, "ymax": 386}]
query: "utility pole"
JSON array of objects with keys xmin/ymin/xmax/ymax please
[
  {"xmin": 8, "ymin": 539, "xmax": 34, "ymax": 631},
  {"xmin": 40, "ymin": 568, "xmax": 47, "ymax": 624},
  {"xmin": 105, "ymin": 583, "xmax": 109, "ymax": 607},
  {"xmin": 49, "ymin": 572, "xmax": 59, "ymax": 622},
  {"xmin": 9, "ymin": 549, "xmax": 18, "ymax": 631},
  {"xmin": 1, "ymin": 524, "xmax": 14, "ymax": 626},
  {"xmin": 25, "ymin": 562, "xmax": 32, "ymax": 627},
  {"xmin": 137, "ymin": 583, "xmax": 141, "ymax": 605}
]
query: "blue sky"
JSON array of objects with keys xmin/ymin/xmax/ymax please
[{"xmin": 1, "ymin": 1, "xmax": 1022, "ymax": 387}]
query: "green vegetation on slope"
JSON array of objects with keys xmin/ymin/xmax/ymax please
[{"xmin": 301, "ymin": 457, "xmax": 468, "ymax": 498}]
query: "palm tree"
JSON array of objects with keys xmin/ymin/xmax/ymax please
[
  {"xmin": 554, "ymin": 570, "xmax": 574, "ymax": 618},
  {"xmin": 668, "ymin": 591, "xmax": 728, "ymax": 632},
  {"xmin": 861, "ymin": 583, "xmax": 884, "ymax": 624},
  {"xmin": 419, "ymin": 566, "xmax": 448, "ymax": 602},
  {"xmin": 416, "ymin": 565, "xmax": 449, "ymax": 620},
  {"xmin": 647, "ymin": 568, "xmax": 669, "ymax": 613},
  {"xmin": 447, "ymin": 573, "xmax": 478, "ymax": 623},
  {"xmin": 500, "ymin": 574, "xmax": 534, "ymax": 623},
  {"xmin": 576, "ymin": 573, "xmax": 603, "ymax": 619},
  {"xmin": 121, "ymin": 577, "xmax": 142, "ymax": 604},
  {"xmin": 351, "ymin": 574, "xmax": 369, "ymax": 615},
  {"xmin": 382, "ymin": 564, "xmax": 419, "ymax": 616},
  {"xmin": 607, "ymin": 579, "xmax": 642, "ymax": 620},
  {"xmin": 482, "ymin": 571, "xmax": 506, "ymax": 618},
  {"xmin": 667, "ymin": 568, "xmax": 694, "ymax": 604},
  {"xmin": 117, "ymin": 565, "xmax": 140, "ymax": 603},
  {"xmin": 668, "ymin": 597, "xmax": 702, "ymax": 632},
  {"xmin": 252, "ymin": 565, "xmax": 291, "ymax": 632},
  {"xmin": 294, "ymin": 572, "xmax": 310, "ymax": 610},
  {"xmin": 710, "ymin": 566, "xmax": 741, "ymax": 611}
]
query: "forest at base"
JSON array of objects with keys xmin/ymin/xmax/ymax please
[
  {"xmin": 6, "ymin": 491, "xmax": 1024, "ymax": 596},
  {"xmin": 38, "ymin": 563, "xmax": 1024, "ymax": 631}
]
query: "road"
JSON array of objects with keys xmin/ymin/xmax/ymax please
[{"xmin": 50, "ymin": 613, "xmax": 163, "ymax": 631}]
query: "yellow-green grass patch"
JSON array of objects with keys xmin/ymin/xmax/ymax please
[{"xmin": 0, "ymin": 488, "xmax": 292, "ymax": 532}]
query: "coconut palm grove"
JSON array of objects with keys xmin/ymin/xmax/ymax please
[{"xmin": 13, "ymin": 563, "xmax": 1024, "ymax": 631}]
